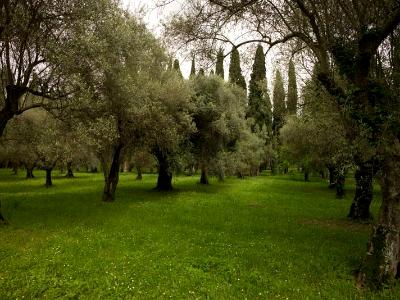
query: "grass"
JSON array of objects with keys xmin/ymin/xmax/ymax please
[{"xmin": 0, "ymin": 169, "xmax": 399, "ymax": 299}]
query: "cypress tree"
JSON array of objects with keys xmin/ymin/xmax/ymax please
[
  {"xmin": 190, "ymin": 57, "xmax": 196, "ymax": 78},
  {"xmin": 228, "ymin": 46, "xmax": 246, "ymax": 90},
  {"xmin": 173, "ymin": 59, "xmax": 183, "ymax": 78},
  {"xmin": 216, "ymin": 48, "xmax": 224, "ymax": 79},
  {"xmin": 272, "ymin": 69, "xmax": 286, "ymax": 135},
  {"xmin": 287, "ymin": 60, "xmax": 298, "ymax": 115},
  {"xmin": 248, "ymin": 45, "xmax": 272, "ymax": 133}
]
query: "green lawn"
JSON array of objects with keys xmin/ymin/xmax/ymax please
[{"xmin": 0, "ymin": 169, "xmax": 398, "ymax": 299}]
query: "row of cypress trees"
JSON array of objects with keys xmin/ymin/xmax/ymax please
[{"xmin": 179, "ymin": 45, "xmax": 298, "ymax": 142}]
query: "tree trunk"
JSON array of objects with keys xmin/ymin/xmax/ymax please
[
  {"xmin": 12, "ymin": 164, "xmax": 18, "ymax": 175},
  {"xmin": 357, "ymin": 157, "xmax": 400, "ymax": 289},
  {"xmin": 154, "ymin": 148, "xmax": 173, "ymax": 191},
  {"xmin": 103, "ymin": 145, "xmax": 123, "ymax": 202},
  {"xmin": 200, "ymin": 164, "xmax": 209, "ymax": 185},
  {"xmin": 65, "ymin": 161, "xmax": 74, "ymax": 178},
  {"xmin": 136, "ymin": 166, "xmax": 142, "ymax": 181},
  {"xmin": 336, "ymin": 172, "xmax": 345, "ymax": 199},
  {"xmin": 328, "ymin": 166, "xmax": 337, "ymax": 189},
  {"xmin": 348, "ymin": 162, "xmax": 374, "ymax": 221},
  {"xmin": 218, "ymin": 166, "xmax": 225, "ymax": 182},
  {"xmin": 0, "ymin": 200, "xmax": 6, "ymax": 224},
  {"xmin": 26, "ymin": 166, "xmax": 34, "ymax": 179},
  {"xmin": 45, "ymin": 168, "xmax": 53, "ymax": 187},
  {"xmin": 304, "ymin": 169, "xmax": 309, "ymax": 182}
]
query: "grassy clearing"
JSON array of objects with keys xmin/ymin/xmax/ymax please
[{"xmin": 0, "ymin": 169, "xmax": 398, "ymax": 299}]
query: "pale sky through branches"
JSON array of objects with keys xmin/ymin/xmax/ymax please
[{"xmin": 121, "ymin": 0, "xmax": 306, "ymax": 89}]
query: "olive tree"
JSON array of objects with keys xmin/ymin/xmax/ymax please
[
  {"xmin": 190, "ymin": 75, "xmax": 246, "ymax": 184},
  {"xmin": 165, "ymin": 0, "xmax": 400, "ymax": 287}
]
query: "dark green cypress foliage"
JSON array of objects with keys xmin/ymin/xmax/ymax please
[
  {"xmin": 173, "ymin": 59, "xmax": 183, "ymax": 78},
  {"xmin": 287, "ymin": 60, "xmax": 298, "ymax": 115},
  {"xmin": 190, "ymin": 57, "xmax": 196, "ymax": 78},
  {"xmin": 272, "ymin": 69, "xmax": 286, "ymax": 135},
  {"xmin": 198, "ymin": 68, "xmax": 205, "ymax": 76},
  {"xmin": 216, "ymin": 48, "xmax": 224, "ymax": 79},
  {"xmin": 228, "ymin": 47, "xmax": 246, "ymax": 90},
  {"xmin": 248, "ymin": 45, "xmax": 272, "ymax": 133},
  {"xmin": 167, "ymin": 56, "xmax": 173, "ymax": 70}
]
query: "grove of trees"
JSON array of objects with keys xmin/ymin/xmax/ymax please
[{"xmin": 1, "ymin": 0, "xmax": 400, "ymax": 292}]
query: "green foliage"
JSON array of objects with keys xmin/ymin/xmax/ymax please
[
  {"xmin": 228, "ymin": 47, "xmax": 246, "ymax": 90},
  {"xmin": 190, "ymin": 57, "xmax": 196, "ymax": 78},
  {"xmin": 280, "ymin": 74, "xmax": 351, "ymax": 174},
  {"xmin": 272, "ymin": 70, "xmax": 286, "ymax": 135},
  {"xmin": 248, "ymin": 45, "xmax": 272, "ymax": 134},
  {"xmin": 216, "ymin": 48, "xmax": 225, "ymax": 79},
  {"xmin": 1, "ymin": 170, "xmax": 398, "ymax": 299},
  {"xmin": 173, "ymin": 59, "xmax": 183, "ymax": 78},
  {"xmin": 190, "ymin": 75, "xmax": 246, "ymax": 176},
  {"xmin": 287, "ymin": 60, "xmax": 298, "ymax": 115}
]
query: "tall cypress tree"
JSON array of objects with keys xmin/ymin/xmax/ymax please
[
  {"xmin": 287, "ymin": 60, "xmax": 298, "ymax": 115},
  {"xmin": 272, "ymin": 69, "xmax": 286, "ymax": 135},
  {"xmin": 190, "ymin": 57, "xmax": 196, "ymax": 78},
  {"xmin": 248, "ymin": 45, "xmax": 272, "ymax": 133},
  {"xmin": 228, "ymin": 47, "xmax": 246, "ymax": 90},
  {"xmin": 216, "ymin": 48, "xmax": 224, "ymax": 79},
  {"xmin": 173, "ymin": 59, "xmax": 183, "ymax": 78}
]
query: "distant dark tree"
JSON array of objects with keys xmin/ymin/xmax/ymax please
[
  {"xmin": 287, "ymin": 60, "xmax": 298, "ymax": 115},
  {"xmin": 248, "ymin": 45, "xmax": 272, "ymax": 133},
  {"xmin": 216, "ymin": 48, "xmax": 225, "ymax": 79},
  {"xmin": 173, "ymin": 59, "xmax": 183, "ymax": 78},
  {"xmin": 190, "ymin": 57, "xmax": 196, "ymax": 78},
  {"xmin": 272, "ymin": 70, "xmax": 286, "ymax": 135},
  {"xmin": 198, "ymin": 68, "xmax": 205, "ymax": 76},
  {"xmin": 228, "ymin": 47, "xmax": 246, "ymax": 90}
]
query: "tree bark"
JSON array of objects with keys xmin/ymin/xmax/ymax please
[
  {"xmin": 154, "ymin": 148, "xmax": 173, "ymax": 191},
  {"xmin": 357, "ymin": 157, "xmax": 400, "ymax": 289},
  {"xmin": 65, "ymin": 161, "xmax": 74, "ymax": 178},
  {"xmin": 26, "ymin": 166, "xmax": 34, "ymax": 179},
  {"xmin": 102, "ymin": 145, "xmax": 123, "ymax": 202},
  {"xmin": 336, "ymin": 172, "xmax": 345, "ymax": 199},
  {"xmin": 348, "ymin": 162, "xmax": 374, "ymax": 221},
  {"xmin": 0, "ymin": 200, "xmax": 6, "ymax": 225},
  {"xmin": 304, "ymin": 169, "xmax": 309, "ymax": 182},
  {"xmin": 200, "ymin": 164, "xmax": 209, "ymax": 185},
  {"xmin": 136, "ymin": 166, "xmax": 142, "ymax": 181},
  {"xmin": 328, "ymin": 165, "xmax": 337, "ymax": 189},
  {"xmin": 45, "ymin": 168, "xmax": 53, "ymax": 187}
]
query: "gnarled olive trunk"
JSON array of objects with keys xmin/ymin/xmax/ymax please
[
  {"xmin": 45, "ymin": 168, "xmax": 53, "ymax": 187},
  {"xmin": 102, "ymin": 145, "xmax": 123, "ymax": 202},
  {"xmin": 304, "ymin": 168, "xmax": 310, "ymax": 182},
  {"xmin": 0, "ymin": 86, "xmax": 27, "ymax": 224},
  {"xmin": 336, "ymin": 172, "xmax": 345, "ymax": 199},
  {"xmin": 153, "ymin": 148, "xmax": 173, "ymax": 191},
  {"xmin": 0, "ymin": 200, "xmax": 5, "ymax": 224},
  {"xmin": 357, "ymin": 157, "xmax": 400, "ymax": 289},
  {"xmin": 136, "ymin": 166, "xmax": 142, "ymax": 181},
  {"xmin": 327, "ymin": 165, "xmax": 337, "ymax": 189},
  {"xmin": 348, "ymin": 162, "xmax": 374, "ymax": 221},
  {"xmin": 200, "ymin": 164, "xmax": 209, "ymax": 185},
  {"xmin": 26, "ymin": 166, "xmax": 34, "ymax": 179},
  {"xmin": 66, "ymin": 161, "xmax": 74, "ymax": 178}
]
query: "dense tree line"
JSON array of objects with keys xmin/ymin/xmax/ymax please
[
  {"xmin": 2, "ymin": 0, "xmax": 400, "ymax": 291},
  {"xmin": 164, "ymin": 0, "xmax": 400, "ymax": 290}
]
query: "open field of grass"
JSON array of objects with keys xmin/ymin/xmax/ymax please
[{"xmin": 0, "ymin": 169, "xmax": 399, "ymax": 299}]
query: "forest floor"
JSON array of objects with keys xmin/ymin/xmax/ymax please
[{"xmin": 0, "ymin": 169, "xmax": 399, "ymax": 299}]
